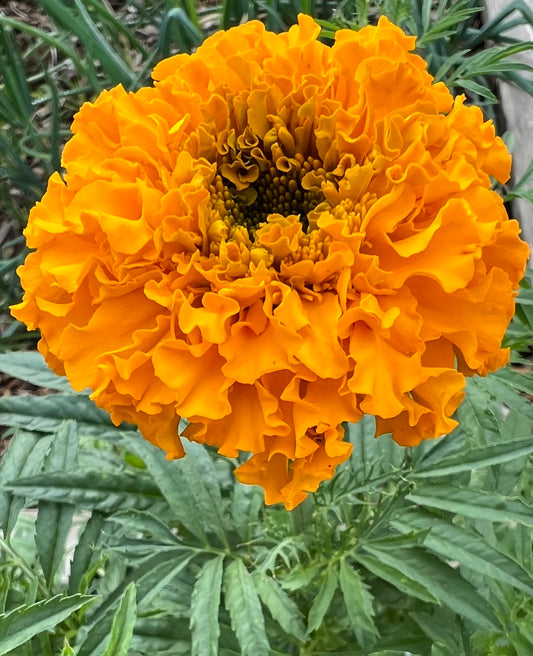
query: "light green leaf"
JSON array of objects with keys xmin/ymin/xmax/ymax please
[
  {"xmin": 406, "ymin": 485, "xmax": 533, "ymax": 527},
  {"xmin": 0, "ymin": 351, "xmax": 72, "ymax": 391},
  {"xmin": 102, "ymin": 583, "xmax": 137, "ymax": 656},
  {"xmin": 339, "ymin": 558, "xmax": 378, "ymax": 639},
  {"xmin": 307, "ymin": 563, "xmax": 338, "ymax": 635},
  {"xmin": 252, "ymin": 571, "xmax": 306, "ymax": 642},
  {"xmin": 60, "ymin": 638, "xmax": 76, "ymax": 656},
  {"xmin": 5, "ymin": 470, "xmax": 166, "ymax": 513},
  {"xmin": 391, "ymin": 509, "xmax": 533, "ymax": 596},
  {"xmin": 223, "ymin": 559, "xmax": 270, "ymax": 656},
  {"xmin": 191, "ymin": 555, "xmax": 224, "ymax": 656},
  {"xmin": 0, "ymin": 594, "xmax": 94, "ymax": 655}
]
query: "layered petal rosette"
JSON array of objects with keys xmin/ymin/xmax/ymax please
[{"xmin": 12, "ymin": 16, "xmax": 529, "ymax": 508}]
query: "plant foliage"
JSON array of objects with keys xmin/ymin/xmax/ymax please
[{"xmin": 0, "ymin": 340, "xmax": 532, "ymax": 655}]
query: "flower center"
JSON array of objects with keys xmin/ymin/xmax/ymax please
[{"xmin": 208, "ymin": 153, "xmax": 331, "ymax": 237}]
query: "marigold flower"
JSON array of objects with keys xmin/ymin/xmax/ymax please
[{"xmin": 12, "ymin": 16, "xmax": 529, "ymax": 509}]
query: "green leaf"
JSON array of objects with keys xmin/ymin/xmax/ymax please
[
  {"xmin": 223, "ymin": 559, "xmax": 270, "ymax": 656},
  {"xmin": 0, "ymin": 351, "xmax": 72, "ymax": 391},
  {"xmin": 109, "ymin": 509, "xmax": 181, "ymax": 545},
  {"xmin": 353, "ymin": 551, "xmax": 439, "ymax": 605},
  {"xmin": 412, "ymin": 437, "xmax": 533, "ymax": 478},
  {"xmin": 0, "ymin": 431, "xmax": 49, "ymax": 535},
  {"xmin": 406, "ymin": 485, "xmax": 533, "ymax": 527},
  {"xmin": 0, "ymin": 394, "xmax": 116, "ymax": 435},
  {"xmin": 338, "ymin": 558, "xmax": 378, "ymax": 640},
  {"xmin": 68, "ymin": 512, "xmax": 105, "ymax": 595},
  {"xmin": 60, "ymin": 639, "xmax": 76, "ymax": 656},
  {"xmin": 174, "ymin": 440, "xmax": 228, "ymax": 544},
  {"xmin": 36, "ymin": 421, "xmax": 79, "ymax": 586},
  {"xmin": 391, "ymin": 509, "xmax": 533, "ymax": 596},
  {"xmin": 119, "ymin": 431, "xmax": 207, "ymax": 541},
  {"xmin": 307, "ymin": 562, "xmax": 338, "ymax": 635},
  {"xmin": 77, "ymin": 549, "xmax": 193, "ymax": 656},
  {"xmin": 0, "ymin": 594, "xmax": 94, "ymax": 655},
  {"xmin": 102, "ymin": 583, "xmax": 137, "ymax": 656},
  {"xmin": 5, "ymin": 470, "xmax": 166, "ymax": 513},
  {"xmin": 131, "ymin": 616, "xmax": 191, "ymax": 654},
  {"xmin": 190, "ymin": 555, "xmax": 224, "ymax": 656},
  {"xmin": 252, "ymin": 571, "xmax": 306, "ymax": 642}
]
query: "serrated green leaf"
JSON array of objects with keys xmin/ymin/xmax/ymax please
[
  {"xmin": 174, "ymin": 440, "xmax": 227, "ymax": 544},
  {"xmin": 411, "ymin": 610, "xmax": 463, "ymax": 655},
  {"xmin": 224, "ymin": 559, "xmax": 270, "ymax": 656},
  {"xmin": 252, "ymin": 571, "xmax": 306, "ymax": 642},
  {"xmin": 339, "ymin": 558, "xmax": 378, "ymax": 639},
  {"xmin": 68, "ymin": 512, "xmax": 105, "ymax": 595},
  {"xmin": 413, "ymin": 437, "xmax": 533, "ymax": 478},
  {"xmin": 5, "ymin": 470, "xmax": 166, "ymax": 513},
  {"xmin": 118, "ymin": 431, "xmax": 206, "ymax": 542},
  {"xmin": 406, "ymin": 485, "xmax": 533, "ymax": 527},
  {"xmin": 77, "ymin": 549, "xmax": 193, "ymax": 656},
  {"xmin": 354, "ymin": 550, "xmax": 439, "ymax": 604},
  {"xmin": 0, "ymin": 594, "xmax": 94, "ymax": 655},
  {"xmin": 191, "ymin": 555, "xmax": 224, "ymax": 656},
  {"xmin": 36, "ymin": 421, "xmax": 79, "ymax": 586},
  {"xmin": 0, "ymin": 394, "xmax": 116, "ymax": 435},
  {"xmin": 391, "ymin": 509, "xmax": 533, "ymax": 595},
  {"xmin": 0, "ymin": 431, "xmax": 45, "ymax": 535},
  {"xmin": 0, "ymin": 351, "xmax": 72, "ymax": 391},
  {"xmin": 360, "ymin": 533, "xmax": 503, "ymax": 628},
  {"xmin": 102, "ymin": 583, "xmax": 137, "ymax": 656},
  {"xmin": 307, "ymin": 562, "xmax": 338, "ymax": 635}
]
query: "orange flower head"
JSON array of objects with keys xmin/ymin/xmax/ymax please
[{"xmin": 12, "ymin": 16, "xmax": 529, "ymax": 509}]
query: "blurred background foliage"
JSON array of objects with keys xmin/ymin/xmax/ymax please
[{"xmin": 1, "ymin": 0, "xmax": 533, "ymax": 351}]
